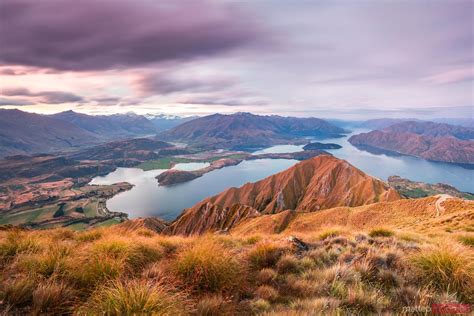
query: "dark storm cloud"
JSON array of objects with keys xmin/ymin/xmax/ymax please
[
  {"xmin": 135, "ymin": 73, "xmax": 236, "ymax": 95},
  {"xmin": 0, "ymin": 0, "xmax": 261, "ymax": 71},
  {"xmin": 2, "ymin": 87, "xmax": 84, "ymax": 104},
  {"xmin": 0, "ymin": 98, "xmax": 34, "ymax": 106}
]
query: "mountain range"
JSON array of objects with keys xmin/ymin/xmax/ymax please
[
  {"xmin": 349, "ymin": 121, "xmax": 474, "ymax": 165},
  {"xmin": 159, "ymin": 112, "xmax": 347, "ymax": 150},
  {"xmin": 0, "ymin": 109, "xmax": 190, "ymax": 157}
]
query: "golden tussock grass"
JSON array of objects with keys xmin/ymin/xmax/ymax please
[
  {"xmin": 0, "ymin": 224, "xmax": 473, "ymax": 314},
  {"xmin": 410, "ymin": 244, "xmax": 474, "ymax": 302},
  {"xmin": 173, "ymin": 238, "xmax": 242, "ymax": 293},
  {"xmin": 82, "ymin": 279, "xmax": 189, "ymax": 315}
]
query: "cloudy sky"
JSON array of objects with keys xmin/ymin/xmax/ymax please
[{"xmin": 0, "ymin": 0, "xmax": 472, "ymax": 119}]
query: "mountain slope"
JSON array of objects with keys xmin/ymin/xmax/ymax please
[
  {"xmin": 349, "ymin": 125, "xmax": 474, "ymax": 165},
  {"xmin": 0, "ymin": 109, "xmax": 99, "ymax": 157},
  {"xmin": 169, "ymin": 155, "xmax": 400, "ymax": 234},
  {"xmin": 158, "ymin": 112, "xmax": 347, "ymax": 150},
  {"xmin": 51, "ymin": 110, "xmax": 157, "ymax": 138},
  {"xmin": 231, "ymin": 195, "xmax": 474, "ymax": 235}
]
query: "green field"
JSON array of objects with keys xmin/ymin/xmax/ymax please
[
  {"xmin": 137, "ymin": 157, "xmax": 196, "ymax": 170},
  {"xmin": 0, "ymin": 205, "xmax": 57, "ymax": 225},
  {"xmin": 92, "ymin": 217, "xmax": 122, "ymax": 228}
]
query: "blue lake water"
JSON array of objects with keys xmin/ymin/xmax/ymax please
[
  {"xmin": 90, "ymin": 159, "xmax": 298, "ymax": 221},
  {"xmin": 322, "ymin": 129, "xmax": 473, "ymax": 193},
  {"xmin": 90, "ymin": 129, "xmax": 473, "ymax": 221}
]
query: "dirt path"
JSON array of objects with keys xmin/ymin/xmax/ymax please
[{"xmin": 435, "ymin": 194, "xmax": 452, "ymax": 216}]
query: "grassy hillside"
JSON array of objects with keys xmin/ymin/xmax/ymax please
[{"xmin": 1, "ymin": 224, "xmax": 472, "ymax": 314}]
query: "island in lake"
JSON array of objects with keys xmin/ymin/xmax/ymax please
[{"xmin": 303, "ymin": 142, "xmax": 342, "ymax": 150}]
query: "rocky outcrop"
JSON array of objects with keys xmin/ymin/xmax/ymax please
[{"xmin": 169, "ymin": 155, "xmax": 401, "ymax": 235}]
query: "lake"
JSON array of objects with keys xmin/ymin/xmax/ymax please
[
  {"xmin": 90, "ymin": 159, "xmax": 298, "ymax": 221},
  {"xmin": 91, "ymin": 129, "xmax": 473, "ymax": 221},
  {"xmin": 322, "ymin": 129, "xmax": 473, "ymax": 193}
]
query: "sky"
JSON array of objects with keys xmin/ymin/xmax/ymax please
[{"xmin": 0, "ymin": 0, "xmax": 472, "ymax": 119}]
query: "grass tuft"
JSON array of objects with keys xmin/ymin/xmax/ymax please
[
  {"xmin": 410, "ymin": 245, "xmax": 474, "ymax": 302},
  {"xmin": 195, "ymin": 294, "xmax": 231, "ymax": 316},
  {"xmin": 257, "ymin": 268, "xmax": 278, "ymax": 285},
  {"xmin": 173, "ymin": 239, "xmax": 241, "ymax": 293},
  {"xmin": 368, "ymin": 228, "xmax": 394, "ymax": 238},
  {"xmin": 248, "ymin": 241, "xmax": 283, "ymax": 270},
  {"xmin": 457, "ymin": 235, "xmax": 474, "ymax": 248},
  {"xmin": 32, "ymin": 282, "xmax": 74, "ymax": 314},
  {"xmin": 0, "ymin": 230, "xmax": 41, "ymax": 264},
  {"xmin": 1, "ymin": 278, "xmax": 35, "ymax": 308},
  {"xmin": 255, "ymin": 285, "xmax": 279, "ymax": 302},
  {"xmin": 84, "ymin": 280, "xmax": 188, "ymax": 315}
]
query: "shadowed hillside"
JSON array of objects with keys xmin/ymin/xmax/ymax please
[{"xmin": 159, "ymin": 113, "xmax": 347, "ymax": 150}]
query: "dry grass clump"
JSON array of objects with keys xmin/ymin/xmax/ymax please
[
  {"xmin": 195, "ymin": 295, "xmax": 231, "ymax": 316},
  {"xmin": 255, "ymin": 285, "xmax": 279, "ymax": 302},
  {"xmin": 1, "ymin": 278, "xmax": 35, "ymax": 308},
  {"xmin": 248, "ymin": 241, "xmax": 284, "ymax": 270},
  {"xmin": 173, "ymin": 238, "xmax": 242, "ymax": 293},
  {"xmin": 69, "ymin": 255, "xmax": 126, "ymax": 289},
  {"xmin": 83, "ymin": 280, "xmax": 188, "ymax": 315},
  {"xmin": 75, "ymin": 229, "xmax": 102, "ymax": 242},
  {"xmin": 368, "ymin": 227, "xmax": 394, "ymax": 238},
  {"xmin": 276, "ymin": 254, "xmax": 302, "ymax": 274},
  {"xmin": 17, "ymin": 243, "xmax": 72, "ymax": 277},
  {"xmin": 287, "ymin": 297, "xmax": 340, "ymax": 314},
  {"xmin": 410, "ymin": 244, "xmax": 474, "ymax": 301},
  {"xmin": 340, "ymin": 285, "xmax": 389, "ymax": 314},
  {"xmin": 317, "ymin": 227, "xmax": 344, "ymax": 240},
  {"xmin": 457, "ymin": 234, "xmax": 474, "ymax": 248},
  {"xmin": 257, "ymin": 268, "xmax": 278, "ymax": 285},
  {"xmin": 0, "ymin": 230, "xmax": 41, "ymax": 265},
  {"xmin": 0, "ymin": 225, "xmax": 472, "ymax": 314},
  {"xmin": 32, "ymin": 281, "xmax": 74, "ymax": 314}
]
